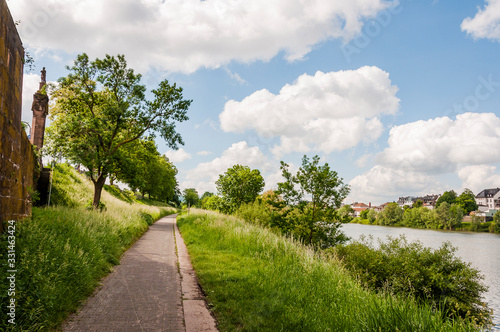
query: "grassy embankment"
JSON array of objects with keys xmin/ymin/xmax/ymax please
[
  {"xmin": 178, "ymin": 210, "xmax": 479, "ymax": 332},
  {"xmin": 0, "ymin": 164, "xmax": 175, "ymax": 331}
]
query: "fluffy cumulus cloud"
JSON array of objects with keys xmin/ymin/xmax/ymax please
[
  {"xmin": 9, "ymin": 0, "xmax": 395, "ymax": 73},
  {"xmin": 462, "ymin": 0, "xmax": 500, "ymax": 42},
  {"xmin": 220, "ymin": 66, "xmax": 399, "ymax": 156},
  {"xmin": 348, "ymin": 165, "xmax": 443, "ymax": 204},
  {"xmin": 164, "ymin": 148, "xmax": 191, "ymax": 163},
  {"xmin": 182, "ymin": 141, "xmax": 269, "ymax": 192},
  {"xmin": 458, "ymin": 165, "xmax": 500, "ymax": 193},
  {"xmin": 378, "ymin": 113, "xmax": 500, "ymax": 173},
  {"xmin": 348, "ymin": 113, "xmax": 500, "ymax": 203}
]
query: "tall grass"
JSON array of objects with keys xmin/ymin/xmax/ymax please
[
  {"xmin": 0, "ymin": 164, "xmax": 174, "ymax": 331},
  {"xmin": 178, "ymin": 210, "xmax": 478, "ymax": 331}
]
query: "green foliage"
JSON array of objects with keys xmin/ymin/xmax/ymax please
[
  {"xmin": 183, "ymin": 188, "xmax": 199, "ymax": 207},
  {"xmin": 413, "ymin": 199, "xmax": 424, "ymax": 208},
  {"xmin": 46, "ymin": 53, "xmax": 190, "ymax": 208},
  {"xmin": 203, "ymin": 195, "xmax": 232, "ymax": 214},
  {"xmin": 200, "ymin": 192, "xmax": 214, "ymax": 209},
  {"xmin": 86, "ymin": 199, "xmax": 107, "ymax": 212},
  {"xmin": 435, "ymin": 202, "xmax": 463, "ymax": 230},
  {"xmin": 0, "ymin": 165, "xmax": 174, "ymax": 331},
  {"xmin": 104, "ymin": 184, "xmax": 135, "ymax": 204},
  {"xmin": 27, "ymin": 186, "xmax": 40, "ymax": 205},
  {"xmin": 235, "ymin": 200, "xmax": 272, "ymax": 227},
  {"xmin": 177, "ymin": 211, "xmax": 479, "ymax": 331},
  {"xmin": 333, "ymin": 235, "xmax": 491, "ymax": 327},
  {"xmin": 436, "ymin": 190, "xmax": 457, "ymax": 208},
  {"xmin": 50, "ymin": 163, "xmax": 92, "ymax": 207},
  {"xmin": 376, "ymin": 202, "xmax": 404, "ymax": 226},
  {"xmin": 23, "ymin": 51, "xmax": 35, "ymax": 73},
  {"xmin": 277, "ymin": 155, "xmax": 350, "ymax": 247},
  {"xmin": 469, "ymin": 215, "xmax": 483, "ymax": 232},
  {"xmin": 216, "ymin": 165, "xmax": 265, "ymax": 212},
  {"xmin": 112, "ymin": 139, "xmax": 179, "ymax": 203},
  {"xmin": 489, "ymin": 211, "xmax": 500, "ymax": 233},
  {"xmin": 456, "ymin": 189, "xmax": 478, "ymax": 215},
  {"xmin": 367, "ymin": 209, "xmax": 377, "ymax": 224}
]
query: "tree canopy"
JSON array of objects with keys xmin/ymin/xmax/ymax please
[
  {"xmin": 216, "ymin": 165, "xmax": 265, "ymax": 211},
  {"xmin": 277, "ymin": 155, "xmax": 350, "ymax": 246},
  {"xmin": 456, "ymin": 188, "xmax": 478, "ymax": 214},
  {"xmin": 435, "ymin": 190, "xmax": 457, "ymax": 208},
  {"xmin": 183, "ymin": 188, "xmax": 199, "ymax": 207},
  {"xmin": 46, "ymin": 53, "xmax": 191, "ymax": 208}
]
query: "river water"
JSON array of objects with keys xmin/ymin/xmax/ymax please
[{"xmin": 342, "ymin": 224, "xmax": 500, "ymax": 329}]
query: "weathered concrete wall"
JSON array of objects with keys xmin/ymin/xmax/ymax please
[{"xmin": 0, "ymin": 0, "xmax": 36, "ymax": 230}]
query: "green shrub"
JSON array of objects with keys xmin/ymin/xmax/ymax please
[
  {"xmin": 489, "ymin": 211, "xmax": 500, "ymax": 233},
  {"xmin": 235, "ymin": 200, "xmax": 271, "ymax": 227},
  {"xmin": 332, "ymin": 235, "xmax": 491, "ymax": 327}
]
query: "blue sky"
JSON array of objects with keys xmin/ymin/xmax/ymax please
[{"xmin": 9, "ymin": 0, "xmax": 500, "ymax": 204}]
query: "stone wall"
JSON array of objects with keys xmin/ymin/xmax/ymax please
[{"xmin": 0, "ymin": 0, "xmax": 36, "ymax": 231}]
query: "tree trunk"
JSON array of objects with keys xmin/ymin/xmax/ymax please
[{"xmin": 93, "ymin": 175, "xmax": 107, "ymax": 209}]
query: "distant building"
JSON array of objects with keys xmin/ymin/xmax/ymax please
[
  {"xmin": 351, "ymin": 202, "xmax": 371, "ymax": 217},
  {"xmin": 475, "ymin": 188, "xmax": 500, "ymax": 210},
  {"xmin": 373, "ymin": 202, "xmax": 392, "ymax": 212},
  {"xmin": 397, "ymin": 194, "xmax": 440, "ymax": 208}
]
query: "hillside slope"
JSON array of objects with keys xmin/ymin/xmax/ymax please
[{"xmin": 0, "ymin": 163, "xmax": 174, "ymax": 331}]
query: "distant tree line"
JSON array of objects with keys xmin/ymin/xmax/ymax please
[{"xmin": 354, "ymin": 189, "xmax": 500, "ymax": 233}]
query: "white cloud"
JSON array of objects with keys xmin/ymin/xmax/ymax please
[
  {"xmin": 348, "ymin": 165, "xmax": 444, "ymax": 204},
  {"xmin": 224, "ymin": 68, "xmax": 246, "ymax": 84},
  {"xmin": 220, "ymin": 66, "xmax": 399, "ymax": 157},
  {"xmin": 458, "ymin": 165, "xmax": 500, "ymax": 193},
  {"xmin": 197, "ymin": 150, "xmax": 213, "ymax": 156},
  {"xmin": 462, "ymin": 0, "xmax": 500, "ymax": 42},
  {"xmin": 164, "ymin": 148, "xmax": 191, "ymax": 163},
  {"xmin": 378, "ymin": 113, "xmax": 500, "ymax": 173},
  {"xmin": 9, "ymin": 0, "xmax": 396, "ymax": 73},
  {"xmin": 21, "ymin": 73, "xmax": 41, "ymax": 125},
  {"xmin": 184, "ymin": 141, "xmax": 269, "ymax": 192},
  {"xmin": 348, "ymin": 112, "xmax": 500, "ymax": 204}
]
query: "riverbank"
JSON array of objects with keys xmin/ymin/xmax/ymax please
[
  {"xmin": 343, "ymin": 223, "xmax": 500, "ymax": 329},
  {"xmin": 177, "ymin": 210, "xmax": 480, "ymax": 331},
  {"xmin": 351, "ymin": 217, "xmax": 498, "ymax": 233}
]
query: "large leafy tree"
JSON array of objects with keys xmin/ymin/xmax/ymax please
[
  {"xmin": 46, "ymin": 53, "xmax": 191, "ymax": 208},
  {"xmin": 456, "ymin": 188, "xmax": 478, "ymax": 214},
  {"xmin": 377, "ymin": 203, "xmax": 404, "ymax": 226},
  {"xmin": 277, "ymin": 155, "xmax": 350, "ymax": 246},
  {"xmin": 183, "ymin": 188, "xmax": 199, "ymax": 207},
  {"xmin": 435, "ymin": 190, "xmax": 457, "ymax": 208},
  {"xmin": 216, "ymin": 165, "xmax": 265, "ymax": 211}
]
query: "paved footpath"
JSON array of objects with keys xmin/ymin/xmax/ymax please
[{"xmin": 63, "ymin": 214, "xmax": 217, "ymax": 332}]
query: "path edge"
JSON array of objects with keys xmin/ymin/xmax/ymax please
[{"xmin": 174, "ymin": 215, "xmax": 219, "ymax": 332}]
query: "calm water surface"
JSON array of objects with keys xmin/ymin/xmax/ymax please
[{"xmin": 343, "ymin": 224, "xmax": 500, "ymax": 330}]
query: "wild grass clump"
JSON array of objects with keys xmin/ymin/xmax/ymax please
[
  {"xmin": 0, "ymin": 164, "xmax": 174, "ymax": 331},
  {"xmin": 178, "ymin": 210, "xmax": 479, "ymax": 332}
]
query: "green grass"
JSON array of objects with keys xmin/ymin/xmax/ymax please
[
  {"xmin": 178, "ymin": 210, "xmax": 478, "ymax": 332},
  {"xmin": 0, "ymin": 164, "xmax": 175, "ymax": 331}
]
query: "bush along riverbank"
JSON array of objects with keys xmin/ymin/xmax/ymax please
[
  {"xmin": 0, "ymin": 164, "xmax": 175, "ymax": 331},
  {"xmin": 178, "ymin": 210, "xmax": 488, "ymax": 331}
]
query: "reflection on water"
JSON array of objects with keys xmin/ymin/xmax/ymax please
[{"xmin": 342, "ymin": 224, "xmax": 500, "ymax": 330}]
